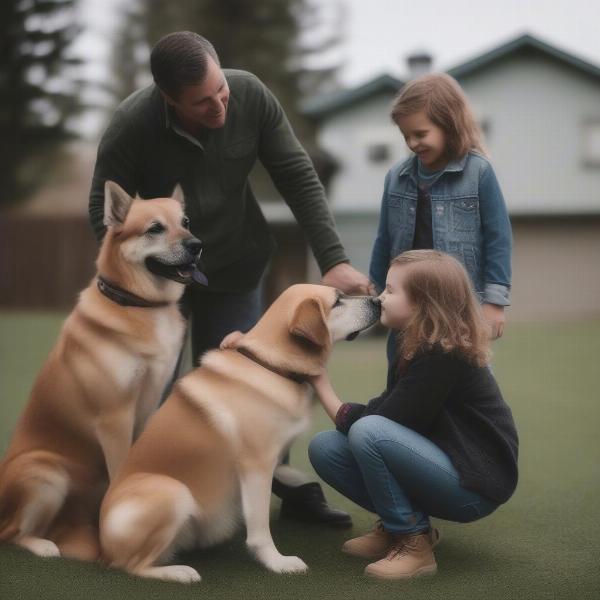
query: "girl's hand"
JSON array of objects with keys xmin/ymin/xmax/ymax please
[
  {"xmin": 482, "ymin": 303, "xmax": 506, "ymax": 339},
  {"xmin": 308, "ymin": 371, "xmax": 332, "ymax": 392},
  {"xmin": 220, "ymin": 330, "xmax": 245, "ymax": 350}
]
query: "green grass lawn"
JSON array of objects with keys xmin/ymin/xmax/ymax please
[{"xmin": 1, "ymin": 312, "xmax": 599, "ymax": 599}]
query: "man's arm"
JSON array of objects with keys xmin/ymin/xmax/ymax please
[
  {"xmin": 255, "ymin": 79, "xmax": 370, "ymax": 293},
  {"xmin": 89, "ymin": 115, "xmax": 142, "ymax": 242}
]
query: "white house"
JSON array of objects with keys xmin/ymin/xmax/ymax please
[{"xmin": 299, "ymin": 33, "xmax": 600, "ymax": 321}]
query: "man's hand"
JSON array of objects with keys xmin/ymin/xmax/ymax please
[
  {"xmin": 482, "ymin": 303, "xmax": 506, "ymax": 340},
  {"xmin": 321, "ymin": 263, "xmax": 373, "ymax": 295},
  {"xmin": 220, "ymin": 330, "xmax": 245, "ymax": 350}
]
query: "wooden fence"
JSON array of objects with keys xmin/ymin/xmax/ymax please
[
  {"xmin": 0, "ymin": 215, "xmax": 307, "ymax": 311},
  {"xmin": 0, "ymin": 215, "xmax": 98, "ymax": 310}
]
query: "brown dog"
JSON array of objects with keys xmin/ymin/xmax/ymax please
[
  {"xmin": 0, "ymin": 181, "xmax": 205, "ymax": 560},
  {"xmin": 99, "ymin": 284, "xmax": 380, "ymax": 583}
]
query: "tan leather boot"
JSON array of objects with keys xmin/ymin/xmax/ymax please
[
  {"xmin": 342, "ymin": 521, "xmax": 441, "ymax": 560},
  {"xmin": 364, "ymin": 530, "xmax": 437, "ymax": 579},
  {"xmin": 342, "ymin": 521, "xmax": 392, "ymax": 559}
]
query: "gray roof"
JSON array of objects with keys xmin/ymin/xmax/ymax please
[
  {"xmin": 447, "ymin": 32, "xmax": 600, "ymax": 80},
  {"xmin": 302, "ymin": 33, "xmax": 600, "ymax": 119},
  {"xmin": 301, "ymin": 73, "xmax": 403, "ymax": 120}
]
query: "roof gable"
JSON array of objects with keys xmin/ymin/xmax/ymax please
[
  {"xmin": 447, "ymin": 33, "xmax": 600, "ymax": 80},
  {"xmin": 301, "ymin": 73, "xmax": 403, "ymax": 120},
  {"xmin": 303, "ymin": 33, "xmax": 600, "ymax": 118}
]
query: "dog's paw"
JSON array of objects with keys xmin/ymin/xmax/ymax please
[
  {"xmin": 265, "ymin": 554, "xmax": 308, "ymax": 574},
  {"xmin": 164, "ymin": 565, "xmax": 202, "ymax": 584},
  {"xmin": 219, "ymin": 330, "xmax": 244, "ymax": 350},
  {"xmin": 139, "ymin": 564, "xmax": 202, "ymax": 584},
  {"xmin": 20, "ymin": 537, "xmax": 61, "ymax": 558}
]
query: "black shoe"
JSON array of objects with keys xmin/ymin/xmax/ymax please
[{"xmin": 273, "ymin": 480, "xmax": 353, "ymax": 528}]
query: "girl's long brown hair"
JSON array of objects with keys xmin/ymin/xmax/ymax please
[
  {"xmin": 390, "ymin": 72, "xmax": 487, "ymax": 160},
  {"xmin": 391, "ymin": 250, "xmax": 491, "ymax": 367}
]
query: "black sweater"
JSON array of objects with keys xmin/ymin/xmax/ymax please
[{"xmin": 335, "ymin": 347, "xmax": 519, "ymax": 504}]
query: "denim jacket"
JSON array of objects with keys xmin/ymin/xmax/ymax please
[{"xmin": 369, "ymin": 152, "xmax": 512, "ymax": 305}]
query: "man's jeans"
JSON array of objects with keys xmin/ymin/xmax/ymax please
[
  {"xmin": 160, "ymin": 283, "xmax": 264, "ymax": 402},
  {"xmin": 185, "ymin": 284, "xmax": 264, "ymax": 363},
  {"xmin": 309, "ymin": 415, "xmax": 498, "ymax": 534}
]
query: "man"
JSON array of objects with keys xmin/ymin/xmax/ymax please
[{"xmin": 89, "ymin": 31, "xmax": 371, "ymax": 527}]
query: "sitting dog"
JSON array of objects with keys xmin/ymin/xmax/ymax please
[
  {"xmin": 0, "ymin": 181, "xmax": 206, "ymax": 560},
  {"xmin": 99, "ymin": 284, "xmax": 380, "ymax": 583}
]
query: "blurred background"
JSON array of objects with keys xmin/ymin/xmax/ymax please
[
  {"xmin": 0, "ymin": 2, "xmax": 599, "ymax": 597},
  {"xmin": 1, "ymin": 0, "xmax": 600, "ymax": 317}
]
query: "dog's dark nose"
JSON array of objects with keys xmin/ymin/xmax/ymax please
[{"xmin": 183, "ymin": 237, "xmax": 203, "ymax": 257}]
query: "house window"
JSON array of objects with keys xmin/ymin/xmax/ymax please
[
  {"xmin": 367, "ymin": 143, "xmax": 390, "ymax": 163},
  {"xmin": 582, "ymin": 120, "xmax": 600, "ymax": 167}
]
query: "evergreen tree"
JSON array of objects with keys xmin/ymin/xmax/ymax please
[
  {"xmin": 109, "ymin": 0, "xmax": 344, "ymax": 139},
  {"xmin": 0, "ymin": 0, "xmax": 82, "ymax": 206},
  {"xmin": 106, "ymin": 6, "xmax": 147, "ymax": 104}
]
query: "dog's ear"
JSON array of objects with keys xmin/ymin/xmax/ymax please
[
  {"xmin": 289, "ymin": 297, "xmax": 330, "ymax": 348},
  {"xmin": 171, "ymin": 183, "xmax": 185, "ymax": 207},
  {"xmin": 104, "ymin": 181, "xmax": 134, "ymax": 228}
]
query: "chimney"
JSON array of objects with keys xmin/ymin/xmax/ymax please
[{"xmin": 406, "ymin": 51, "xmax": 433, "ymax": 79}]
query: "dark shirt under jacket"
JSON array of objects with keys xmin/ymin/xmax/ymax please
[{"xmin": 412, "ymin": 182, "xmax": 434, "ymax": 249}]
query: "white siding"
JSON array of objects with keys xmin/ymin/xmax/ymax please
[
  {"xmin": 317, "ymin": 53, "xmax": 600, "ymax": 216},
  {"xmin": 316, "ymin": 94, "xmax": 409, "ymax": 211},
  {"xmin": 460, "ymin": 52, "xmax": 600, "ymax": 215}
]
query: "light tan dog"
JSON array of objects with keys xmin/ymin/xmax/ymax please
[
  {"xmin": 0, "ymin": 181, "xmax": 205, "ymax": 560},
  {"xmin": 99, "ymin": 284, "xmax": 380, "ymax": 583}
]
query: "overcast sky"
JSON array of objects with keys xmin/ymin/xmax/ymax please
[
  {"xmin": 338, "ymin": 0, "xmax": 600, "ymax": 83},
  {"xmin": 73, "ymin": 0, "xmax": 600, "ymax": 135}
]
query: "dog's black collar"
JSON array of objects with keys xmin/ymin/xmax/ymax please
[
  {"xmin": 97, "ymin": 276, "xmax": 170, "ymax": 308},
  {"xmin": 236, "ymin": 347, "xmax": 307, "ymax": 384}
]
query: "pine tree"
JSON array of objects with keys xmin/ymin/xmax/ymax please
[{"xmin": 0, "ymin": 0, "xmax": 82, "ymax": 206}]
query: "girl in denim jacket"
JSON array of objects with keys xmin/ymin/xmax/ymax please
[{"xmin": 369, "ymin": 73, "xmax": 512, "ymax": 344}]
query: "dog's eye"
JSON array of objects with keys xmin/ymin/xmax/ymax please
[
  {"xmin": 146, "ymin": 222, "xmax": 165, "ymax": 235},
  {"xmin": 181, "ymin": 217, "xmax": 190, "ymax": 229}
]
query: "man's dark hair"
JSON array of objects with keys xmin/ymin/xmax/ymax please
[{"xmin": 150, "ymin": 31, "xmax": 220, "ymax": 99}]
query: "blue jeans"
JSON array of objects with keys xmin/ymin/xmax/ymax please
[
  {"xmin": 309, "ymin": 415, "xmax": 498, "ymax": 534},
  {"xmin": 161, "ymin": 283, "xmax": 264, "ymax": 404},
  {"xmin": 184, "ymin": 283, "xmax": 264, "ymax": 364}
]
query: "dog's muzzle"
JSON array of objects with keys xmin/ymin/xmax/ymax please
[
  {"xmin": 145, "ymin": 237, "xmax": 208, "ymax": 285},
  {"xmin": 345, "ymin": 296, "xmax": 381, "ymax": 341}
]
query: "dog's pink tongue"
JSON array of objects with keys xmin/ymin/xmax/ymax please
[{"xmin": 192, "ymin": 265, "xmax": 208, "ymax": 285}]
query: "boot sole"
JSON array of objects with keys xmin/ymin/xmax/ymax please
[{"xmin": 365, "ymin": 564, "xmax": 438, "ymax": 580}]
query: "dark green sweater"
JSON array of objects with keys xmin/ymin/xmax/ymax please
[{"xmin": 88, "ymin": 70, "xmax": 348, "ymax": 292}]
